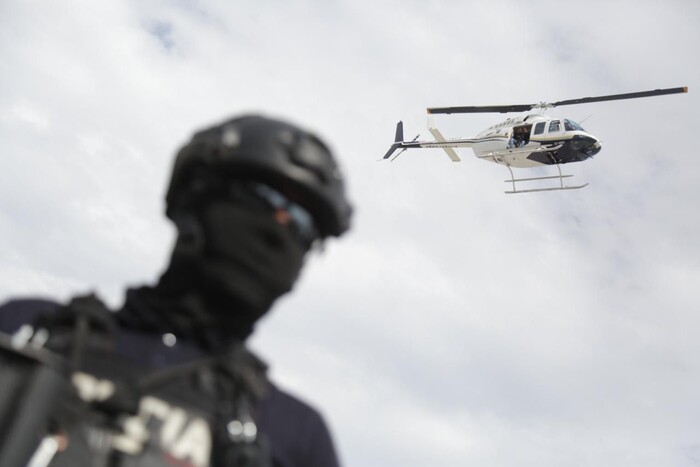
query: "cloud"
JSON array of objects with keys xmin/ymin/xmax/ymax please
[{"xmin": 2, "ymin": 1, "xmax": 700, "ymax": 466}]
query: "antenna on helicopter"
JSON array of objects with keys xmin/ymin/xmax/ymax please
[{"xmin": 579, "ymin": 114, "xmax": 593, "ymax": 125}]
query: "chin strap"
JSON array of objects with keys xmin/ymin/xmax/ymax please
[{"xmin": 31, "ymin": 293, "xmax": 118, "ymax": 373}]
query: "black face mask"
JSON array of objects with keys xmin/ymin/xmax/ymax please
[
  {"xmin": 199, "ymin": 201, "xmax": 306, "ymax": 312},
  {"xmin": 155, "ymin": 201, "xmax": 307, "ymax": 343}
]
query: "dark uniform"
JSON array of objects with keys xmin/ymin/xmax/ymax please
[{"xmin": 0, "ymin": 115, "xmax": 352, "ymax": 467}]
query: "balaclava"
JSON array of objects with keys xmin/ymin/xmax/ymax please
[{"xmin": 119, "ymin": 115, "xmax": 352, "ymax": 347}]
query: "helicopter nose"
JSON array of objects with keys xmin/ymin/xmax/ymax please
[
  {"xmin": 571, "ymin": 135, "xmax": 601, "ymax": 157},
  {"xmin": 585, "ymin": 140, "xmax": 602, "ymax": 157}
]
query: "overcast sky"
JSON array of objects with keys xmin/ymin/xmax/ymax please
[{"xmin": 2, "ymin": 1, "xmax": 699, "ymax": 466}]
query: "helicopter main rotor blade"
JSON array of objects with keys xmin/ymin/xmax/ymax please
[
  {"xmin": 426, "ymin": 86, "xmax": 687, "ymax": 115},
  {"xmin": 427, "ymin": 104, "xmax": 534, "ymax": 114},
  {"xmin": 549, "ymin": 86, "xmax": 688, "ymax": 108}
]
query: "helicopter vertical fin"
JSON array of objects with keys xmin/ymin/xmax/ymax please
[
  {"xmin": 394, "ymin": 121, "xmax": 404, "ymax": 143},
  {"xmin": 382, "ymin": 121, "xmax": 404, "ymax": 160},
  {"xmin": 427, "ymin": 118, "xmax": 461, "ymax": 162}
]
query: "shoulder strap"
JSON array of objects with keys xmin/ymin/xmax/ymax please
[{"xmin": 33, "ymin": 293, "xmax": 117, "ymax": 372}]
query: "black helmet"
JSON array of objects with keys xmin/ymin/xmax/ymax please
[{"xmin": 166, "ymin": 115, "xmax": 352, "ymax": 238}]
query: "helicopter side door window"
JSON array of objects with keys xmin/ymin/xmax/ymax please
[
  {"xmin": 548, "ymin": 120, "xmax": 561, "ymax": 132},
  {"xmin": 533, "ymin": 122, "xmax": 546, "ymax": 135}
]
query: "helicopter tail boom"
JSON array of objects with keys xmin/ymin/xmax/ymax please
[{"xmin": 383, "ymin": 120, "xmax": 475, "ymax": 161}]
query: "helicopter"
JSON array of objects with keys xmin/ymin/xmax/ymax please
[{"xmin": 383, "ymin": 87, "xmax": 688, "ymax": 194}]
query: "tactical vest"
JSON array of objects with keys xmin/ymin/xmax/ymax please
[{"xmin": 0, "ymin": 295, "xmax": 270, "ymax": 467}]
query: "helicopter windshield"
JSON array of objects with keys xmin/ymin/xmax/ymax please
[{"xmin": 564, "ymin": 119, "xmax": 586, "ymax": 131}]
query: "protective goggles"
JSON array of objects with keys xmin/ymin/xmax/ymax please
[{"xmin": 228, "ymin": 182, "xmax": 319, "ymax": 250}]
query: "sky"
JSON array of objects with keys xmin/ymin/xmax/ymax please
[{"xmin": 1, "ymin": 0, "xmax": 699, "ymax": 466}]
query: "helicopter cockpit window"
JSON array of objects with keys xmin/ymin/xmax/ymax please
[
  {"xmin": 533, "ymin": 122, "xmax": 546, "ymax": 135},
  {"xmin": 548, "ymin": 120, "xmax": 561, "ymax": 132},
  {"xmin": 564, "ymin": 119, "xmax": 585, "ymax": 131}
]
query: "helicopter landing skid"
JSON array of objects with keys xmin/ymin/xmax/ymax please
[{"xmin": 503, "ymin": 164, "xmax": 588, "ymax": 194}]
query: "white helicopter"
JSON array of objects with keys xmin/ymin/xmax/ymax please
[{"xmin": 383, "ymin": 87, "xmax": 688, "ymax": 193}]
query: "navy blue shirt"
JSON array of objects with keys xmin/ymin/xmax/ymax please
[{"xmin": 0, "ymin": 298, "xmax": 340, "ymax": 467}]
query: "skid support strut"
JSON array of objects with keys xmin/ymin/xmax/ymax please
[{"xmin": 504, "ymin": 164, "xmax": 588, "ymax": 194}]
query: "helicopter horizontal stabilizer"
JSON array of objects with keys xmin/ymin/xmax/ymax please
[{"xmin": 427, "ymin": 119, "xmax": 461, "ymax": 162}]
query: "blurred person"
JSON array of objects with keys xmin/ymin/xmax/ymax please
[{"xmin": 0, "ymin": 114, "xmax": 352, "ymax": 467}]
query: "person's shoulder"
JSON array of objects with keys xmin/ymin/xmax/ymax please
[
  {"xmin": 261, "ymin": 382, "xmax": 326, "ymax": 422},
  {"xmin": 0, "ymin": 297, "xmax": 61, "ymax": 311},
  {"xmin": 0, "ymin": 296, "xmax": 61, "ymax": 334},
  {"xmin": 257, "ymin": 382, "xmax": 340, "ymax": 467}
]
